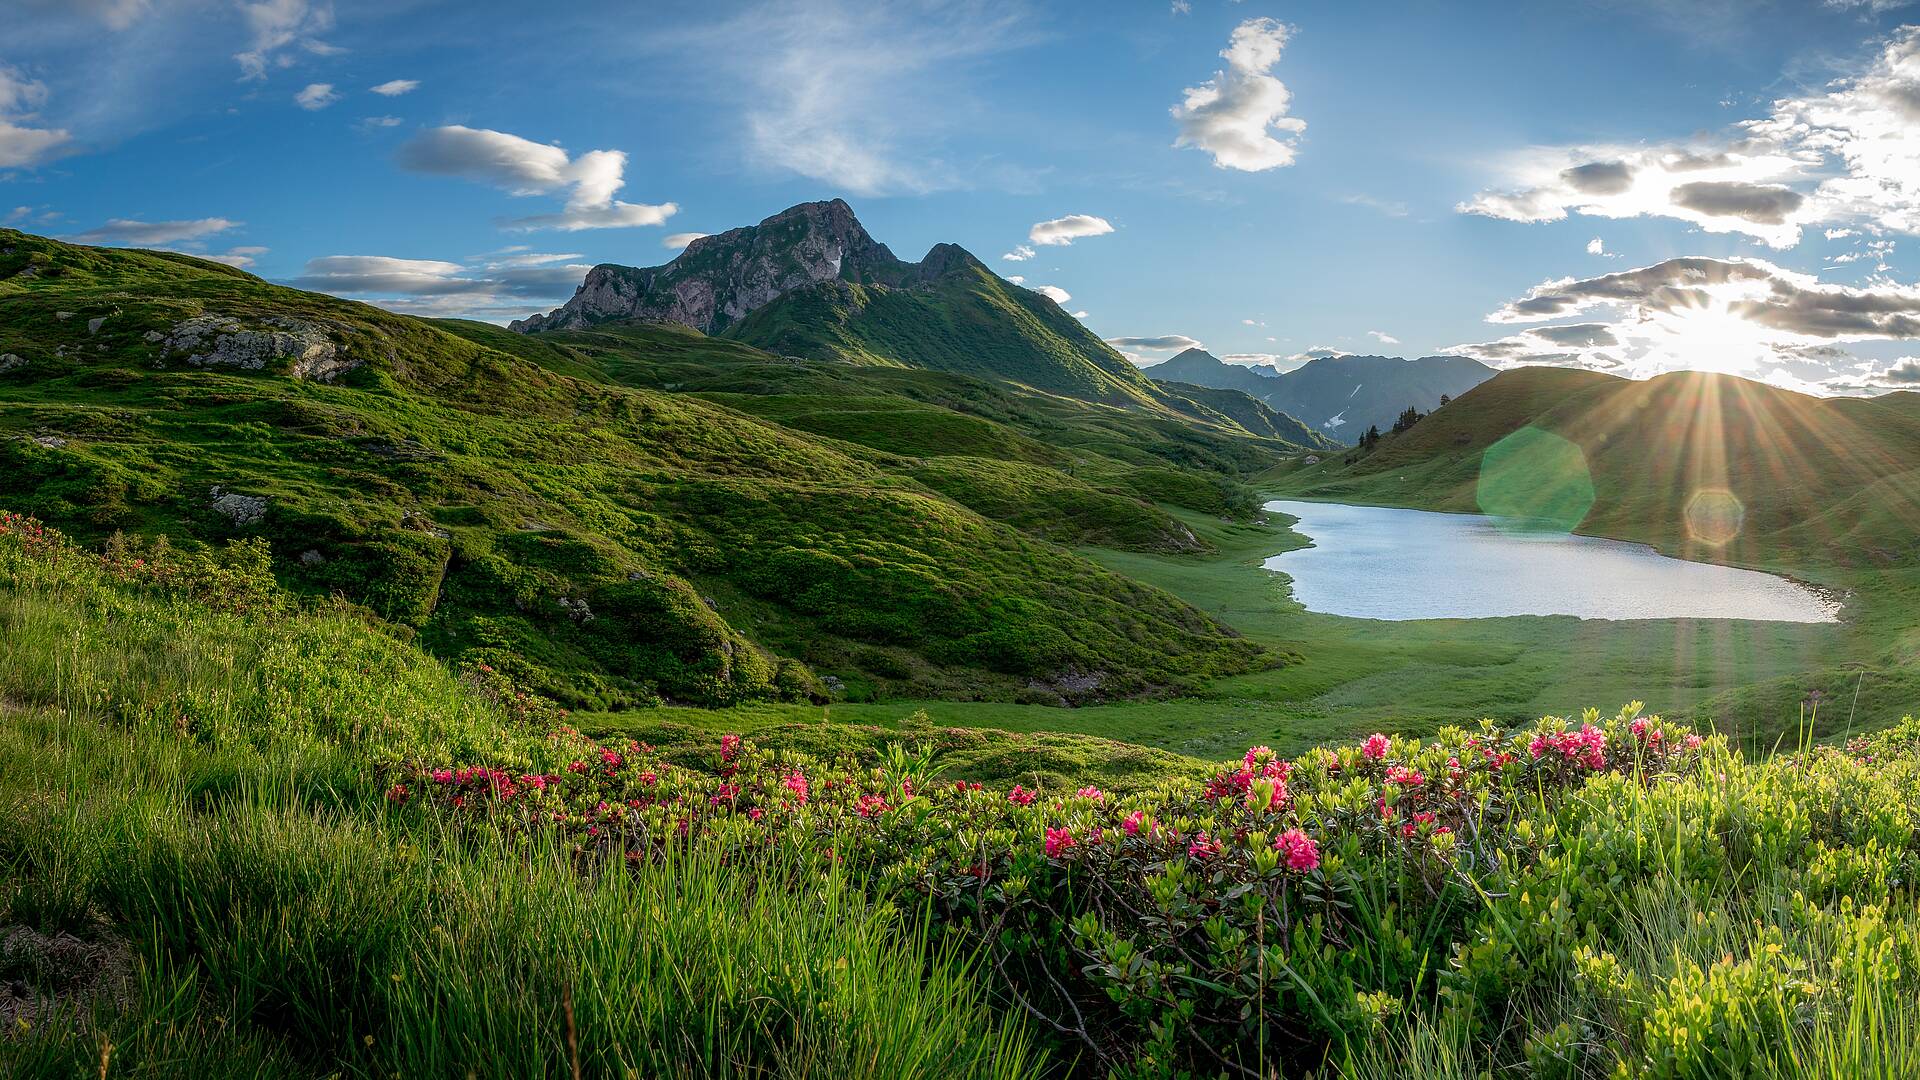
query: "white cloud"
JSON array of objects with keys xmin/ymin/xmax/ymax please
[
  {"xmin": 1171, "ymin": 0, "xmax": 1191, "ymax": 13},
  {"xmin": 1004, "ymin": 274, "xmax": 1023, "ymax": 284},
  {"xmin": 662, "ymin": 232, "xmax": 707, "ymax": 250},
  {"xmin": 1070, "ymin": 309, "xmax": 1089, "ymax": 319},
  {"xmin": 358, "ymin": 115, "xmax": 402, "ymax": 129},
  {"xmin": 369, "ymin": 79, "xmax": 419, "ymax": 97},
  {"xmin": 1450, "ymin": 255, "xmax": 1920, "ymax": 390},
  {"xmin": 1367, "ymin": 330, "xmax": 1400, "ymax": 345},
  {"xmin": 1105, "ymin": 334, "xmax": 1203, "ymax": 351},
  {"xmin": 1028, "ymin": 214, "xmax": 1114, "ymax": 247},
  {"xmin": 294, "ymin": 82, "xmax": 337, "ymax": 110},
  {"xmin": 1172, "ymin": 17, "xmax": 1306, "ymax": 171},
  {"xmin": 290, "ymin": 251, "xmax": 593, "ymax": 321},
  {"xmin": 1826, "ymin": 228, "xmax": 1857, "ymax": 240},
  {"xmin": 1460, "ymin": 27, "xmax": 1920, "ymax": 247},
  {"xmin": 396, "ymin": 125, "xmax": 677, "ymax": 232},
  {"xmin": 1241, "ymin": 318, "xmax": 1265, "ymax": 327},
  {"xmin": 203, "ymin": 245, "xmax": 268, "ymax": 268},
  {"xmin": 235, "ymin": 0, "xmax": 337, "ymax": 80},
  {"xmin": 1587, "ymin": 237, "xmax": 1606, "ymax": 255},
  {"xmin": 69, "ymin": 217, "xmax": 240, "ymax": 245},
  {"xmin": 0, "ymin": 65, "xmax": 72, "ymax": 168},
  {"xmin": 1001, "ymin": 244, "xmax": 1035, "ymax": 262},
  {"xmin": 1032, "ymin": 284, "xmax": 1070, "ymax": 304}
]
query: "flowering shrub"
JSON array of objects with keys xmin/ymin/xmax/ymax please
[{"xmin": 398, "ymin": 703, "xmax": 1712, "ymax": 1073}]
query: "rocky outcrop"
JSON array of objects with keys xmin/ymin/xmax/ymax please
[
  {"xmin": 208, "ymin": 486, "xmax": 267, "ymax": 526},
  {"xmin": 512, "ymin": 199, "xmax": 947, "ymax": 335},
  {"xmin": 160, "ymin": 314, "xmax": 363, "ymax": 381}
]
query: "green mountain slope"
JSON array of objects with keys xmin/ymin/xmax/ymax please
[
  {"xmin": 1275, "ymin": 366, "xmax": 1920, "ymax": 571},
  {"xmin": 722, "ymin": 248, "xmax": 1160, "ymax": 404},
  {"xmin": 0, "ymin": 228, "xmax": 1275, "ymax": 708}
]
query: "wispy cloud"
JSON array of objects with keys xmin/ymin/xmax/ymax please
[
  {"xmin": 1459, "ymin": 27, "xmax": 1920, "ymax": 247},
  {"xmin": 369, "ymin": 78, "xmax": 418, "ymax": 97},
  {"xmin": 69, "ymin": 217, "xmax": 241, "ymax": 245},
  {"xmin": 235, "ymin": 0, "xmax": 337, "ymax": 81},
  {"xmin": 662, "ymin": 0, "xmax": 1036, "ymax": 196},
  {"xmin": 1367, "ymin": 330, "xmax": 1399, "ymax": 345},
  {"xmin": 290, "ymin": 251, "xmax": 593, "ymax": 321},
  {"xmin": 0, "ymin": 64, "xmax": 71, "ymax": 168}
]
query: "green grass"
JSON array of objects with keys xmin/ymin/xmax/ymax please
[
  {"xmin": 621, "ymin": 501, "xmax": 1907, "ymax": 761},
  {"xmin": 0, "ymin": 533, "xmax": 1043, "ymax": 1079},
  {"xmin": 1, "ymin": 227, "xmax": 1289, "ymax": 708},
  {"xmin": 7, "ymin": 497, "xmax": 1920, "ymax": 1079}
]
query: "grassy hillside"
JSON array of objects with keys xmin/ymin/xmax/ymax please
[
  {"xmin": 7, "ymin": 519, "xmax": 1920, "ymax": 1079},
  {"xmin": 723, "ymin": 251, "xmax": 1158, "ymax": 404},
  {"xmin": 1275, "ymin": 366, "xmax": 1920, "ymax": 572},
  {"xmin": 0, "ymin": 228, "xmax": 1275, "ymax": 708}
]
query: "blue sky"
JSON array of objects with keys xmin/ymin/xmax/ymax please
[{"xmin": 6, "ymin": 0, "xmax": 1920, "ymax": 393}]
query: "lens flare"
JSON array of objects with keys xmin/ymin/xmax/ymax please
[
  {"xmin": 1476, "ymin": 426, "xmax": 1595, "ymax": 534},
  {"xmin": 1685, "ymin": 488, "xmax": 1746, "ymax": 546}
]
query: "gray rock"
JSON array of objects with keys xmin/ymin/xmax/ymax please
[
  {"xmin": 87, "ymin": 316, "xmax": 106, "ymax": 335},
  {"xmin": 32, "ymin": 435, "xmax": 66, "ymax": 449},
  {"xmin": 0, "ymin": 353, "xmax": 23, "ymax": 373},
  {"xmin": 162, "ymin": 314, "xmax": 361, "ymax": 381},
  {"xmin": 208, "ymin": 486, "xmax": 268, "ymax": 526},
  {"xmin": 298, "ymin": 549, "xmax": 327, "ymax": 566},
  {"xmin": 821, "ymin": 675, "xmax": 845, "ymax": 693},
  {"xmin": 511, "ymin": 199, "xmax": 944, "ymax": 336},
  {"xmin": 557, "ymin": 595, "xmax": 595, "ymax": 623},
  {"xmin": 142, "ymin": 330, "xmax": 165, "ymax": 343},
  {"xmin": 55, "ymin": 311, "xmax": 74, "ymax": 321}
]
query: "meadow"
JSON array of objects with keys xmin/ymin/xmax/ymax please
[
  {"xmin": 597, "ymin": 502, "xmax": 1907, "ymax": 766},
  {"xmin": 4, "ymin": 512, "xmax": 1919, "ymax": 1078}
]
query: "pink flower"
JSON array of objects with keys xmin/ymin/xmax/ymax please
[
  {"xmin": 1630, "ymin": 717, "xmax": 1649, "ymax": 739},
  {"xmin": 1362, "ymin": 733, "xmax": 1390, "ymax": 761},
  {"xmin": 1044, "ymin": 827, "xmax": 1076, "ymax": 858},
  {"xmin": 1243, "ymin": 746, "xmax": 1274, "ymax": 769},
  {"xmin": 385, "ymin": 782, "xmax": 409, "ymax": 804},
  {"xmin": 1385, "ymin": 765, "xmax": 1425, "ymax": 787},
  {"xmin": 719, "ymin": 734, "xmax": 741, "ymax": 762},
  {"xmin": 783, "ymin": 771, "xmax": 810, "ymax": 804},
  {"xmin": 1075, "ymin": 786, "xmax": 1105, "ymax": 802},
  {"xmin": 1188, "ymin": 832, "xmax": 1224, "ymax": 859},
  {"xmin": 1685, "ymin": 734, "xmax": 1704, "ymax": 750},
  {"xmin": 431, "ymin": 768, "xmax": 453, "ymax": 784},
  {"xmin": 1247, "ymin": 779, "xmax": 1287, "ymax": 812},
  {"xmin": 748, "ymin": 807, "xmax": 765, "ymax": 821},
  {"xmin": 855, "ymin": 793, "xmax": 891, "ymax": 818},
  {"xmin": 1274, "ymin": 828, "xmax": 1320, "ymax": 872},
  {"xmin": 1008, "ymin": 785, "xmax": 1036, "ymax": 807},
  {"xmin": 1123, "ymin": 810, "xmax": 1147, "ymax": 836}
]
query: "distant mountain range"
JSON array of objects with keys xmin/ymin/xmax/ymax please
[{"xmin": 1143, "ymin": 347, "xmax": 1495, "ymax": 444}]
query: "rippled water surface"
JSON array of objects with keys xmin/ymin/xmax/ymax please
[{"xmin": 1263, "ymin": 500, "xmax": 1838, "ymax": 623}]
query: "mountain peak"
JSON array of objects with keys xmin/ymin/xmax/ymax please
[{"xmin": 512, "ymin": 199, "xmax": 916, "ymax": 335}]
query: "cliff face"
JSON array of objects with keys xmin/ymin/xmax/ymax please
[{"xmin": 511, "ymin": 199, "xmax": 922, "ymax": 335}]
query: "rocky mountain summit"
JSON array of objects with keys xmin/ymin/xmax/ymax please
[{"xmin": 511, "ymin": 199, "xmax": 943, "ymax": 335}]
